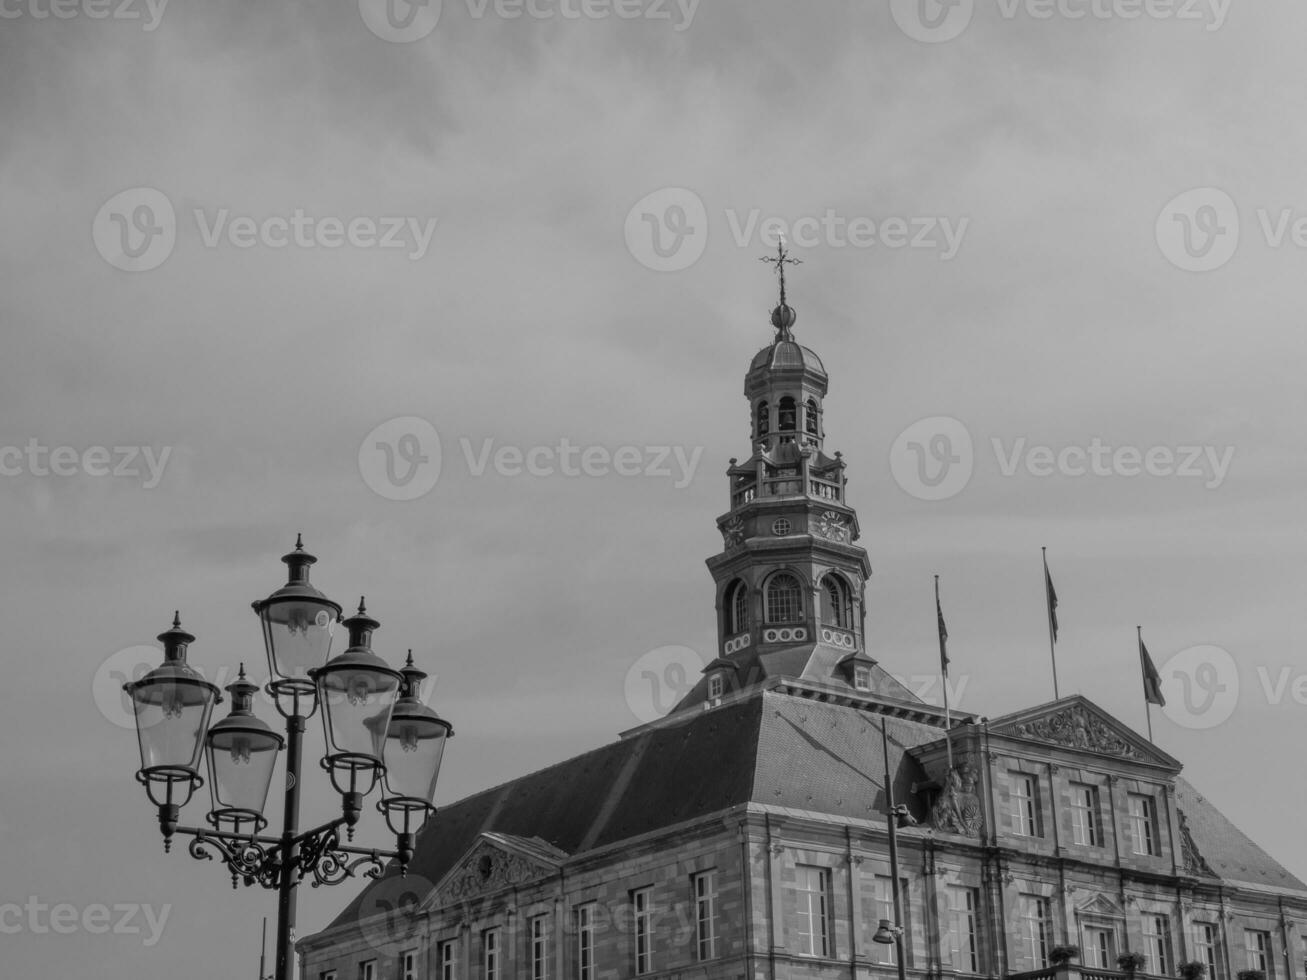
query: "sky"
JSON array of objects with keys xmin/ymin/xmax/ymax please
[{"xmin": 4, "ymin": 0, "xmax": 1307, "ymax": 976}]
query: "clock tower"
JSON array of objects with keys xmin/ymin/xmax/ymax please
[{"xmin": 679, "ymin": 245, "xmax": 911, "ymax": 710}]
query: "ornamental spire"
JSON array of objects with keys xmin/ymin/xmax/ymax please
[{"xmin": 759, "ymin": 236, "xmax": 801, "ymax": 340}]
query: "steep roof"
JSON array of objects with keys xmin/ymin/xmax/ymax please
[
  {"xmin": 1175, "ymin": 777, "xmax": 1307, "ymax": 892},
  {"xmin": 318, "ymin": 687, "xmax": 940, "ymax": 935}
]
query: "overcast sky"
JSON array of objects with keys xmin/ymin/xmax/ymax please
[{"xmin": 5, "ymin": 1, "xmax": 1307, "ymax": 976}]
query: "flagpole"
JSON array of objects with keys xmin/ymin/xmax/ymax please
[
  {"xmin": 1139, "ymin": 626, "xmax": 1154, "ymax": 743},
  {"xmin": 1043, "ymin": 547, "xmax": 1060, "ymax": 700},
  {"xmin": 937, "ymin": 575, "xmax": 953, "ymax": 772}
]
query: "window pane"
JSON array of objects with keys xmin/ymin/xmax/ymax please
[{"xmin": 766, "ymin": 574, "xmax": 803, "ymax": 624}]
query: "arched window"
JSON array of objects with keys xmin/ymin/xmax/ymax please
[
  {"xmin": 725, "ymin": 580, "xmax": 748, "ymax": 635},
  {"xmin": 805, "ymin": 398, "xmax": 820, "ymax": 436},
  {"xmin": 765, "ymin": 573, "xmax": 803, "ymax": 624},
  {"xmin": 756, "ymin": 401, "xmax": 770, "ymax": 438},
  {"xmin": 778, "ymin": 396, "xmax": 797, "ymax": 432},
  {"xmin": 821, "ymin": 575, "xmax": 851, "ymax": 629}
]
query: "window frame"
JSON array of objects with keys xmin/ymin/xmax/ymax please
[
  {"xmin": 727, "ymin": 580, "xmax": 748, "ymax": 635},
  {"xmin": 821, "ymin": 575, "xmax": 851, "ymax": 629},
  {"xmin": 530, "ymin": 914, "xmax": 550, "ymax": 980},
  {"xmin": 359, "ymin": 961, "xmax": 377, "ymax": 980},
  {"xmin": 1195, "ymin": 921, "xmax": 1221, "ymax": 980},
  {"xmin": 795, "ymin": 865, "xmax": 830, "ymax": 958},
  {"xmin": 438, "ymin": 940, "xmax": 457, "ymax": 980},
  {"xmin": 632, "ymin": 887, "xmax": 654, "ymax": 975},
  {"xmin": 765, "ymin": 572, "xmax": 804, "ymax": 624},
  {"xmin": 693, "ymin": 869, "xmax": 718, "ymax": 962},
  {"xmin": 1127, "ymin": 793, "xmax": 1159, "ymax": 856},
  {"xmin": 707, "ymin": 672, "xmax": 724, "ymax": 701},
  {"xmin": 778, "ymin": 396, "xmax": 797, "ymax": 432},
  {"xmin": 805, "ymin": 397, "xmax": 820, "ymax": 436},
  {"xmin": 1069, "ymin": 782, "xmax": 1101, "ymax": 847},
  {"xmin": 1143, "ymin": 914, "xmax": 1172, "ymax": 976},
  {"xmin": 946, "ymin": 884, "xmax": 981, "ymax": 974},
  {"xmin": 575, "ymin": 903, "xmax": 597, "ymax": 980},
  {"xmin": 1245, "ymin": 929, "xmax": 1273, "ymax": 978},
  {"xmin": 483, "ymin": 927, "xmax": 500, "ymax": 980},
  {"xmin": 1020, "ymin": 893, "xmax": 1051, "ymax": 969},
  {"xmin": 401, "ymin": 950, "xmax": 418, "ymax": 980},
  {"xmin": 1011, "ymin": 772, "xmax": 1040, "ymax": 838}
]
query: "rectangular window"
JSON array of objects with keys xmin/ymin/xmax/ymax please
[
  {"xmin": 1083, "ymin": 926, "xmax": 1116, "ymax": 969},
  {"xmin": 575, "ymin": 904, "xmax": 596, "ymax": 980},
  {"xmin": 483, "ymin": 928, "xmax": 500, "ymax": 980},
  {"xmin": 401, "ymin": 950, "xmax": 418, "ymax": 980},
  {"xmin": 1128, "ymin": 794, "xmax": 1159, "ymax": 856},
  {"xmin": 1012, "ymin": 773, "xmax": 1040, "ymax": 837},
  {"xmin": 438, "ymin": 941, "xmax": 456, "ymax": 980},
  {"xmin": 1144, "ymin": 915, "xmax": 1171, "ymax": 976},
  {"xmin": 1195, "ymin": 922, "xmax": 1221, "ymax": 980},
  {"xmin": 359, "ymin": 962, "xmax": 376, "ymax": 980},
  {"xmin": 873, "ymin": 876, "xmax": 908, "ymax": 966},
  {"xmin": 854, "ymin": 665, "xmax": 872, "ymax": 691},
  {"xmin": 694, "ymin": 870, "xmax": 718, "ymax": 961},
  {"xmin": 1245, "ymin": 930, "xmax": 1272, "ymax": 977},
  {"xmin": 707, "ymin": 674, "xmax": 724, "ymax": 700},
  {"xmin": 321, "ymin": 973, "xmax": 337, "ymax": 980},
  {"xmin": 632, "ymin": 887, "xmax": 654, "ymax": 975},
  {"xmin": 946, "ymin": 885, "xmax": 981, "ymax": 973},
  {"xmin": 530, "ymin": 915, "xmax": 550, "ymax": 980},
  {"xmin": 795, "ymin": 865, "xmax": 830, "ymax": 958},
  {"xmin": 1020, "ymin": 894, "xmax": 1051, "ymax": 969},
  {"xmin": 1070, "ymin": 783, "xmax": 1101, "ymax": 846}
]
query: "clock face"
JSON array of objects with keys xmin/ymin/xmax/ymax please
[{"xmin": 771, "ymin": 518, "xmax": 791, "ymax": 536}]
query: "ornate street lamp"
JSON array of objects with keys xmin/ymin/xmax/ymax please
[
  {"xmin": 205, "ymin": 665, "xmax": 284, "ymax": 835},
  {"xmin": 125, "ymin": 612, "xmax": 222, "ymax": 846},
  {"xmin": 379, "ymin": 651, "xmax": 453, "ymax": 865},
  {"xmin": 123, "ymin": 539, "xmax": 452, "ymax": 980},
  {"xmin": 252, "ymin": 534, "xmax": 342, "ymax": 699}
]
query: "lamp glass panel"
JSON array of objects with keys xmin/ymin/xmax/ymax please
[
  {"xmin": 320, "ymin": 668, "xmax": 399, "ymax": 760},
  {"xmin": 132, "ymin": 680, "xmax": 215, "ymax": 772},
  {"xmin": 208, "ymin": 728, "xmax": 280, "ymax": 814},
  {"xmin": 384, "ymin": 720, "xmax": 448, "ymax": 801},
  {"xmin": 262, "ymin": 599, "xmax": 336, "ymax": 681}
]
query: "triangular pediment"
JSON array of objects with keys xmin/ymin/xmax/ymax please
[
  {"xmin": 430, "ymin": 833, "xmax": 568, "ymax": 907},
  {"xmin": 1076, "ymin": 893, "xmax": 1125, "ymax": 918},
  {"xmin": 989, "ymin": 696, "xmax": 1180, "ymax": 769}
]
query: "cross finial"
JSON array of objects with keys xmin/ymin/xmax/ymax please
[{"xmin": 759, "ymin": 235, "xmax": 802, "ymax": 307}]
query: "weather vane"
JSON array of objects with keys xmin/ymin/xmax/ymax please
[{"xmin": 759, "ymin": 235, "xmax": 801, "ymax": 308}]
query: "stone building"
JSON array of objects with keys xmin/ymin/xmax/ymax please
[{"xmin": 299, "ymin": 292, "xmax": 1307, "ymax": 980}]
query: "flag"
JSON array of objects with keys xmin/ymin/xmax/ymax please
[
  {"xmin": 936, "ymin": 581, "xmax": 949, "ymax": 673},
  {"xmin": 1140, "ymin": 636, "xmax": 1165, "ymax": 706},
  {"xmin": 1044, "ymin": 554, "xmax": 1059, "ymax": 643}
]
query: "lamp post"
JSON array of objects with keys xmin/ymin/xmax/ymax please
[
  {"xmin": 124, "ymin": 537, "xmax": 453, "ymax": 980},
  {"xmin": 872, "ymin": 714, "xmax": 910, "ymax": 980}
]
